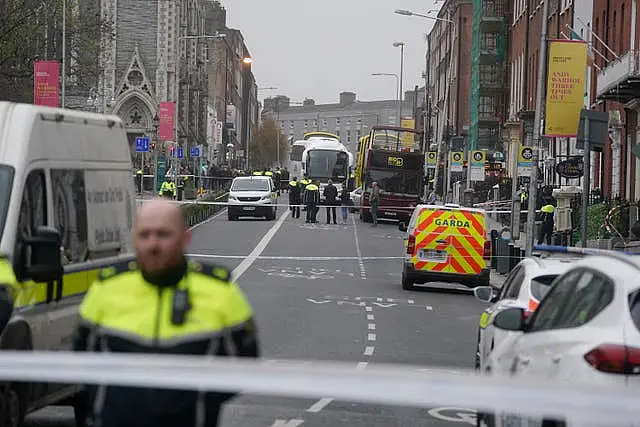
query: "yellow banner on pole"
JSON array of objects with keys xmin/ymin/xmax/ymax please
[
  {"xmin": 544, "ymin": 40, "xmax": 588, "ymax": 137},
  {"xmin": 400, "ymin": 119, "xmax": 416, "ymax": 149}
]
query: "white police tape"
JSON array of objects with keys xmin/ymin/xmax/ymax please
[
  {"xmin": 0, "ymin": 351, "xmax": 635, "ymax": 424},
  {"xmin": 136, "ymin": 198, "xmax": 538, "ymax": 214}
]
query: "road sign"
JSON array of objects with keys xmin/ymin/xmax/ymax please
[
  {"xmin": 177, "ymin": 147, "xmax": 184, "ymax": 159},
  {"xmin": 190, "ymin": 146, "xmax": 200, "ymax": 157},
  {"xmin": 135, "ymin": 136, "xmax": 150, "ymax": 152}
]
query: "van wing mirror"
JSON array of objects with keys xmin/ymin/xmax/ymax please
[{"xmin": 19, "ymin": 226, "xmax": 64, "ymax": 283}]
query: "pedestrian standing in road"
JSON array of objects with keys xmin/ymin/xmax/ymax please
[
  {"xmin": 0, "ymin": 256, "xmax": 17, "ymax": 334},
  {"xmin": 339, "ymin": 187, "xmax": 351, "ymax": 224},
  {"xmin": 304, "ymin": 180, "xmax": 320, "ymax": 223},
  {"xmin": 289, "ymin": 177, "xmax": 301, "ymax": 219},
  {"xmin": 72, "ymin": 199, "xmax": 260, "ymax": 427},
  {"xmin": 370, "ymin": 181, "xmax": 380, "ymax": 227},
  {"xmin": 323, "ymin": 179, "xmax": 338, "ymax": 224}
]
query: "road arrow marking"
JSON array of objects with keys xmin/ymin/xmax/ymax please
[{"xmin": 372, "ymin": 302, "xmax": 397, "ymax": 308}]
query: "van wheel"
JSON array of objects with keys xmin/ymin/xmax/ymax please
[
  {"xmin": 401, "ymin": 270, "xmax": 414, "ymax": 291},
  {"xmin": 0, "ymin": 383, "xmax": 24, "ymax": 427}
]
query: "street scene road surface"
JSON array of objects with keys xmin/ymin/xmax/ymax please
[{"xmin": 26, "ymin": 209, "xmax": 494, "ymax": 427}]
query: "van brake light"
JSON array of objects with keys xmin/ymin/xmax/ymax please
[
  {"xmin": 407, "ymin": 235, "xmax": 416, "ymax": 255},
  {"xmin": 483, "ymin": 241, "xmax": 491, "ymax": 260},
  {"xmin": 584, "ymin": 344, "xmax": 640, "ymax": 375}
]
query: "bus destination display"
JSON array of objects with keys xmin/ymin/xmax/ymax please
[{"xmin": 369, "ymin": 151, "xmax": 422, "ymax": 170}]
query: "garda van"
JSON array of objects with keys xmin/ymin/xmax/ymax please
[
  {"xmin": 0, "ymin": 102, "xmax": 136, "ymax": 426},
  {"xmin": 399, "ymin": 204, "xmax": 491, "ymax": 290}
]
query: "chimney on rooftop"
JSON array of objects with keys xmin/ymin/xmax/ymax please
[{"xmin": 339, "ymin": 92, "xmax": 356, "ymax": 106}]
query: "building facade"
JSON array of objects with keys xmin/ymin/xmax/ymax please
[
  {"xmin": 426, "ymin": 0, "xmax": 473, "ymax": 154},
  {"xmin": 265, "ymin": 91, "xmax": 418, "ymax": 154},
  {"xmin": 594, "ymin": 0, "xmax": 640, "ymax": 199}
]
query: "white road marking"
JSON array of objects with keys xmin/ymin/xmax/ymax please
[
  {"xmin": 231, "ymin": 210, "xmax": 290, "ymax": 281},
  {"xmin": 427, "ymin": 407, "xmax": 476, "ymax": 425},
  {"xmin": 367, "ymin": 333, "xmax": 376, "ymax": 342},
  {"xmin": 408, "ymin": 299, "xmax": 415, "ymax": 304},
  {"xmin": 363, "ymin": 346, "xmax": 375, "ymax": 356},
  {"xmin": 306, "ymin": 397, "xmax": 333, "ymax": 413},
  {"xmin": 365, "ymin": 306, "xmax": 373, "ymax": 312},
  {"xmin": 351, "ymin": 215, "xmax": 366, "ymax": 280},
  {"xmin": 368, "ymin": 323, "xmax": 376, "ymax": 331},
  {"xmin": 187, "ymin": 254, "xmax": 402, "ymax": 261},
  {"xmin": 426, "ymin": 305, "xmax": 433, "ymax": 311},
  {"xmin": 356, "ymin": 362, "xmax": 368, "ymax": 370},
  {"xmin": 366, "ymin": 314, "xmax": 374, "ymax": 321},
  {"xmin": 372, "ymin": 302, "xmax": 396, "ymax": 308},
  {"xmin": 376, "ymin": 297, "xmax": 383, "ymax": 302},
  {"xmin": 271, "ymin": 420, "xmax": 305, "ymax": 427},
  {"xmin": 306, "ymin": 299, "xmax": 332, "ymax": 304}
]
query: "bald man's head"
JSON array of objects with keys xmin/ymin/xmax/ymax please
[{"xmin": 134, "ymin": 199, "xmax": 191, "ymax": 275}]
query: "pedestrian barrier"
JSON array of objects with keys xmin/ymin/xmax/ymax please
[{"xmin": 0, "ymin": 351, "xmax": 634, "ymax": 424}]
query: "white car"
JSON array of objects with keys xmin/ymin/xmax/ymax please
[
  {"xmin": 473, "ymin": 257, "xmax": 575, "ymax": 372},
  {"xmin": 227, "ymin": 176, "xmax": 278, "ymax": 220},
  {"xmin": 483, "ymin": 252, "xmax": 640, "ymax": 427},
  {"xmin": 350, "ymin": 186, "xmax": 362, "ymax": 212}
]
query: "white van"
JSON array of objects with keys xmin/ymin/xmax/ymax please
[{"xmin": 0, "ymin": 102, "xmax": 136, "ymax": 426}]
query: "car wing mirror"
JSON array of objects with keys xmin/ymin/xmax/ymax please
[
  {"xmin": 473, "ymin": 286, "xmax": 495, "ymax": 303},
  {"xmin": 17, "ymin": 226, "xmax": 64, "ymax": 284},
  {"xmin": 493, "ymin": 307, "xmax": 526, "ymax": 332}
]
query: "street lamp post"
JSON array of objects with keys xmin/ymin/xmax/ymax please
[
  {"xmin": 371, "ymin": 73, "xmax": 399, "ymax": 125},
  {"xmin": 392, "ymin": 42, "xmax": 405, "ymax": 126},
  {"xmin": 394, "ymin": 9, "xmax": 455, "ymax": 200}
]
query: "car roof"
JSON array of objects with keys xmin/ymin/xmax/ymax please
[
  {"xmin": 519, "ymin": 257, "xmax": 577, "ymax": 276},
  {"xmin": 233, "ymin": 176, "xmax": 271, "ymax": 180}
]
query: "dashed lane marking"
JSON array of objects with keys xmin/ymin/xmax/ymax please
[
  {"xmin": 271, "ymin": 420, "xmax": 304, "ymax": 427},
  {"xmin": 368, "ymin": 323, "xmax": 376, "ymax": 331},
  {"xmin": 365, "ymin": 306, "xmax": 373, "ymax": 312},
  {"xmin": 367, "ymin": 333, "xmax": 377, "ymax": 342},
  {"xmin": 231, "ymin": 210, "xmax": 290, "ymax": 281},
  {"xmin": 306, "ymin": 397, "xmax": 334, "ymax": 413},
  {"xmin": 352, "ymin": 215, "xmax": 366, "ymax": 280},
  {"xmin": 366, "ymin": 314, "xmax": 374, "ymax": 321},
  {"xmin": 364, "ymin": 346, "xmax": 375, "ymax": 356}
]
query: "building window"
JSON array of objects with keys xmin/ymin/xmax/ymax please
[
  {"xmin": 481, "ymin": 33, "xmax": 498, "ymax": 52},
  {"xmin": 336, "ymin": 118, "xmax": 340, "ymax": 125},
  {"xmin": 289, "ymin": 122, "xmax": 294, "ymax": 129},
  {"xmin": 357, "ymin": 129, "xmax": 361, "ymax": 139},
  {"xmin": 335, "ymin": 130, "xmax": 340, "ymax": 137},
  {"xmin": 304, "ymin": 121, "xmax": 308, "ymax": 128},
  {"xmin": 478, "ymin": 127, "xmax": 498, "ymax": 138},
  {"xmin": 479, "ymin": 64, "xmax": 500, "ymax": 85},
  {"xmin": 479, "ymin": 96, "xmax": 496, "ymax": 120}
]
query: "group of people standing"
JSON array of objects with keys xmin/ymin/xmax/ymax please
[{"xmin": 287, "ymin": 176, "xmax": 352, "ymax": 224}]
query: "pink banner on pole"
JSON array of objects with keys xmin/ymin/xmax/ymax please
[
  {"xmin": 159, "ymin": 102, "xmax": 175, "ymax": 141},
  {"xmin": 33, "ymin": 61, "xmax": 60, "ymax": 107}
]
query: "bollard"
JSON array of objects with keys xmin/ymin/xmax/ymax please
[
  {"xmin": 508, "ymin": 244, "xmax": 520, "ymax": 271},
  {"xmin": 490, "ymin": 230, "xmax": 499, "ymax": 269},
  {"xmin": 496, "ymin": 239, "xmax": 509, "ymax": 274},
  {"xmin": 520, "ymin": 248, "xmax": 526, "ymax": 260}
]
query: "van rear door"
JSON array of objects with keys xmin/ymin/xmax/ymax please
[
  {"xmin": 411, "ymin": 207, "xmax": 451, "ymax": 273},
  {"xmin": 446, "ymin": 209, "xmax": 487, "ymax": 275}
]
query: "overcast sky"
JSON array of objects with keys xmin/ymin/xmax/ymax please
[{"xmin": 224, "ymin": 0, "xmax": 442, "ymax": 105}]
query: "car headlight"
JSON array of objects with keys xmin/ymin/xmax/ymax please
[{"xmin": 261, "ymin": 195, "xmax": 271, "ymax": 201}]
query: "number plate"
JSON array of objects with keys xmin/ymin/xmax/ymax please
[
  {"xmin": 418, "ymin": 249, "xmax": 447, "ymax": 261},
  {"xmin": 242, "ymin": 206, "xmax": 256, "ymax": 211}
]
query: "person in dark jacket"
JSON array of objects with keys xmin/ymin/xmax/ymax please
[
  {"xmin": 72, "ymin": 200, "xmax": 259, "ymax": 427},
  {"xmin": 323, "ymin": 179, "xmax": 338, "ymax": 224},
  {"xmin": 537, "ymin": 202, "xmax": 555, "ymax": 245},
  {"xmin": 288, "ymin": 177, "xmax": 301, "ymax": 219},
  {"xmin": 304, "ymin": 180, "xmax": 320, "ymax": 223},
  {"xmin": 339, "ymin": 187, "xmax": 351, "ymax": 224}
]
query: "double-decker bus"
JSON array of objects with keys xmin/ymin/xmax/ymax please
[{"xmin": 356, "ymin": 125, "xmax": 424, "ymax": 222}]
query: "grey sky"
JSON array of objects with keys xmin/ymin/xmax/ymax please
[{"xmin": 224, "ymin": 0, "xmax": 440, "ymax": 105}]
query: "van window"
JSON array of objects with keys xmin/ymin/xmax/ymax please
[
  {"xmin": 51, "ymin": 170, "xmax": 88, "ymax": 264},
  {"xmin": 16, "ymin": 170, "xmax": 47, "ymax": 243},
  {"xmin": 0, "ymin": 166, "xmax": 14, "ymax": 240}
]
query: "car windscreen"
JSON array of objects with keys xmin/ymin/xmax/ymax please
[
  {"xmin": 231, "ymin": 179, "xmax": 270, "ymax": 192},
  {"xmin": 530, "ymin": 274, "xmax": 559, "ymax": 300}
]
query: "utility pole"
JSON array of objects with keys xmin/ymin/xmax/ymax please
[{"xmin": 524, "ymin": 0, "xmax": 550, "ymax": 256}]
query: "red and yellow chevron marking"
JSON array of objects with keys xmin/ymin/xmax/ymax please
[{"xmin": 409, "ymin": 208, "xmax": 486, "ymax": 275}]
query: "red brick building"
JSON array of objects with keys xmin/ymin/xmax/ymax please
[{"xmin": 593, "ymin": 0, "xmax": 640, "ymax": 199}]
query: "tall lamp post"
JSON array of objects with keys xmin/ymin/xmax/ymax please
[
  {"xmin": 371, "ymin": 73, "xmax": 399, "ymax": 125},
  {"xmin": 392, "ymin": 42, "xmax": 405, "ymax": 125},
  {"xmin": 394, "ymin": 9, "xmax": 455, "ymax": 199}
]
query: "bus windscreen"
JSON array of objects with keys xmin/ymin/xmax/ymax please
[
  {"xmin": 307, "ymin": 150, "xmax": 349, "ymax": 179},
  {"xmin": 367, "ymin": 169, "xmax": 421, "ymax": 196}
]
